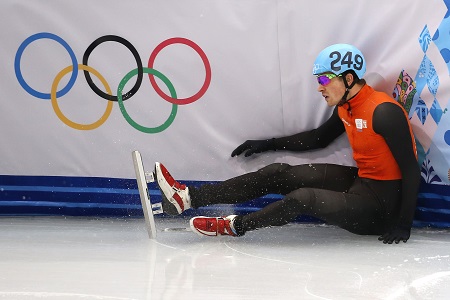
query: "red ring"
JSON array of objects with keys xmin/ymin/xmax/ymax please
[{"xmin": 148, "ymin": 37, "xmax": 211, "ymax": 105}]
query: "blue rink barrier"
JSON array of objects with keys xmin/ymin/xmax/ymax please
[
  {"xmin": 0, "ymin": 175, "xmax": 290, "ymax": 218},
  {"xmin": 0, "ymin": 175, "xmax": 449, "ymax": 228}
]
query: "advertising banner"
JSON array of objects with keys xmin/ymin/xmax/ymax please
[{"xmin": 0, "ymin": 0, "xmax": 449, "ymax": 222}]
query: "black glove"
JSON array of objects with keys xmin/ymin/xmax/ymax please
[
  {"xmin": 231, "ymin": 139, "xmax": 275, "ymax": 157},
  {"xmin": 378, "ymin": 225, "xmax": 411, "ymax": 244}
]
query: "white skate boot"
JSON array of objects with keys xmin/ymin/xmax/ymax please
[
  {"xmin": 154, "ymin": 162, "xmax": 191, "ymax": 215},
  {"xmin": 190, "ymin": 215, "xmax": 238, "ymax": 237}
]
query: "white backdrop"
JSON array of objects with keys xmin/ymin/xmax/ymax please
[{"xmin": 0, "ymin": 0, "xmax": 448, "ymax": 183}]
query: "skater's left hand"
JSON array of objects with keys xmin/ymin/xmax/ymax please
[{"xmin": 378, "ymin": 225, "xmax": 411, "ymax": 244}]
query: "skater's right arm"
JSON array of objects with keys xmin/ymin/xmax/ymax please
[{"xmin": 231, "ymin": 107, "xmax": 345, "ymax": 157}]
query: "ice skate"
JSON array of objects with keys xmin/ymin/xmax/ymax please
[
  {"xmin": 154, "ymin": 162, "xmax": 191, "ymax": 215},
  {"xmin": 190, "ymin": 215, "xmax": 238, "ymax": 237}
]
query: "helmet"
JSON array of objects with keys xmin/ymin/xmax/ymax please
[{"xmin": 312, "ymin": 44, "xmax": 366, "ymax": 79}]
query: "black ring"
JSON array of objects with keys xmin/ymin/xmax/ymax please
[{"xmin": 83, "ymin": 35, "xmax": 143, "ymax": 101}]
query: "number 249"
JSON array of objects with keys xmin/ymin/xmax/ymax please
[{"xmin": 330, "ymin": 51, "xmax": 364, "ymax": 72}]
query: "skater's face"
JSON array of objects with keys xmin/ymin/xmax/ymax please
[{"xmin": 316, "ymin": 73, "xmax": 346, "ymax": 107}]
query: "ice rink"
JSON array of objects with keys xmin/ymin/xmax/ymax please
[{"xmin": 1, "ymin": 216, "xmax": 450, "ymax": 300}]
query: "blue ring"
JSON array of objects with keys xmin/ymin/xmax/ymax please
[{"xmin": 14, "ymin": 32, "xmax": 78, "ymax": 99}]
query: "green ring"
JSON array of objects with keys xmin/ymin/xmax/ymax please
[{"xmin": 117, "ymin": 67, "xmax": 177, "ymax": 133}]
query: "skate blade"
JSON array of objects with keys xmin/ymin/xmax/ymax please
[
  {"xmin": 162, "ymin": 227, "xmax": 192, "ymax": 232},
  {"xmin": 132, "ymin": 150, "xmax": 161, "ymax": 239}
]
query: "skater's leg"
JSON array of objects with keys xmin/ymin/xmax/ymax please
[
  {"xmin": 190, "ymin": 163, "xmax": 358, "ymax": 207},
  {"xmin": 155, "ymin": 161, "xmax": 358, "ymax": 216},
  {"xmin": 233, "ymin": 178, "xmax": 385, "ymax": 236}
]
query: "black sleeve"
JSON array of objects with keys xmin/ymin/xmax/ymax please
[
  {"xmin": 373, "ymin": 102, "xmax": 421, "ymax": 229},
  {"xmin": 272, "ymin": 106, "xmax": 345, "ymax": 152}
]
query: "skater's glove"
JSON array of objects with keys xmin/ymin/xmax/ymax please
[
  {"xmin": 231, "ymin": 138, "xmax": 275, "ymax": 157},
  {"xmin": 378, "ymin": 225, "xmax": 411, "ymax": 244}
]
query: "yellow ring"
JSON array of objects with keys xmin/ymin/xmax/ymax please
[{"xmin": 51, "ymin": 64, "xmax": 113, "ymax": 130}]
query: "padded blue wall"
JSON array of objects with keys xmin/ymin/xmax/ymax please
[{"xmin": 1, "ymin": 175, "xmax": 449, "ymax": 228}]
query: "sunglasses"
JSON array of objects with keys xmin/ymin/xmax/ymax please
[{"xmin": 316, "ymin": 73, "xmax": 341, "ymax": 86}]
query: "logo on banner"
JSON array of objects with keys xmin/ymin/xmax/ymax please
[
  {"xmin": 14, "ymin": 32, "xmax": 212, "ymax": 133},
  {"xmin": 392, "ymin": 1, "xmax": 450, "ymax": 185}
]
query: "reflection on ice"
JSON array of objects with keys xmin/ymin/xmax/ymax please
[{"xmin": 0, "ymin": 217, "xmax": 449, "ymax": 299}]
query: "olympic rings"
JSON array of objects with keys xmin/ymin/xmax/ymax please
[
  {"xmin": 52, "ymin": 64, "xmax": 113, "ymax": 130},
  {"xmin": 117, "ymin": 68, "xmax": 178, "ymax": 134},
  {"xmin": 83, "ymin": 35, "xmax": 143, "ymax": 102},
  {"xmin": 148, "ymin": 37, "xmax": 211, "ymax": 105},
  {"xmin": 14, "ymin": 32, "xmax": 212, "ymax": 133},
  {"xmin": 15, "ymin": 32, "xmax": 78, "ymax": 99}
]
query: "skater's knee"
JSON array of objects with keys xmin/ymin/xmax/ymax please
[
  {"xmin": 283, "ymin": 188, "xmax": 315, "ymax": 212},
  {"xmin": 257, "ymin": 163, "xmax": 291, "ymax": 177}
]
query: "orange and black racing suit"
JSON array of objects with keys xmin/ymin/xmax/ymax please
[{"xmin": 189, "ymin": 84, "xmax": 420, "ymax": 236}]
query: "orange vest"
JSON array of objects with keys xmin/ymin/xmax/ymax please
[{"xmin": 338, "ymin": 85, "xmax": 417, "ymax": 180}]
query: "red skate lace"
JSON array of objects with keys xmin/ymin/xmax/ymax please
[
  {"xmin": 217, "ymin": 218, "xmax": 233, "ymax": 235},
  {"xmin": 173, "ymin": 181, "xmax": 186, "ymax": 191},
  {"xmin": 161, "ymin": 165, "xmax": 186, "ymax": 190}
]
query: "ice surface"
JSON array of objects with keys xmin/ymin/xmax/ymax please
[{"xmin": 0, "ymin": 216, "xmax": 449, "ymax": 300}]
